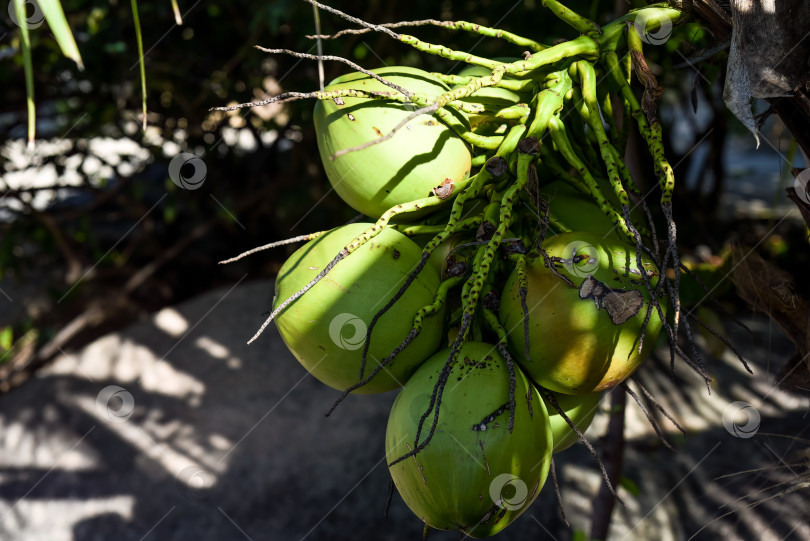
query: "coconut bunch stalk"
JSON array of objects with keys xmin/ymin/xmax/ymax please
[{"xmin": 216, "ymin": 1, "xmax": 752, "ymax": 536}]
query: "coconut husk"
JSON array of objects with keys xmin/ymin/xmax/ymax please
[
  {"xmin": 731, "ymin": 244, "xmax": 810, "ymax": 391},
  {"xmin": 786, "ymin": 184, "xmax": 810, "ymax": 231},
  {"xmin": 721, "ymin": 0, "xmax": 810, "ymax": 145}
]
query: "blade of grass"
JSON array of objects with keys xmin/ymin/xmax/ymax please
[
  {"xmin": 38, "ymin": 0, "xmax": 84, "ymax": 69},
  {"xmin": 170, "ymin": 0, "xmax": 183, "ymax": 25},
  {"xmin": 12, "ymin": 0, "xmax": 35, "ymax": 148},
  {"xmin": 130, "ymin": 0, "xmax": 147, "ymax": 129},
  {"xmin": 311, "ymin": 2, "xmax": 324, "ymax": 91}
]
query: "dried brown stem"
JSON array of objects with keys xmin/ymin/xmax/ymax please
[
  {"xmin": 621, "ymin": 381, "xmax": 674, "ymax": 451},
  {"xmin": 549, "ymin": 458, "xmax": 569, "ymax": 527},
  {"xmin": 210, "ymin": 92, "xmax": 321, "ymax": 112},
  {"xmin": 218, "ymin": 233, "xmax": 321, "ymax": 265},
  {"xmin": 300, "ymin": 0, "xmax": 401, "ymax": 40},
  {"xmin": 307, "ymin": 19, "xmax": 443, "ymax": 39},
  {"xmin": 630, "ymin": 375, "xmax": 686, "ymax": 435},
  {"xmin": 247, "ymin": 249, "xmax": 347, "ymax": 344},
  {"xmin": 590, "ymin": 387, "xmax": 626, "ymax": 540},
  {"xmin": 254, "ymin": 47, "xmax": 414, "ymax": 98},
  {"xmin": 542, "ymin": 389, "xmax": 624, "ymax": 507}
]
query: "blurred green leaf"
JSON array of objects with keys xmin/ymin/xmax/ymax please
[
  {"xmin": 38, "ymin": 0, "xmax": 84, "ymax": 69},
  {"xmin": 130, "ymin": 0, "xmax": 147, "ymax": 130},
  {"xmin": 619, "ymin": 475, "xmax": 640, "ymax": 497},
  {"xmin": 164, "ymin": 202, "xmax": 177, "ymax": 224},
  {"xmin": 0, "ymin": 327, "xmax": 12, "ymax": 351},
  {"xmin": 170, "ymin": 0, "xmax": 182, "ymax": 25},
  {"xmin": 12, "ymin": 0, "xmax": 35, "ymax": 147},
  {"xmin": 103, "ymin": 41, "xmax": 127, "ymax": 54},
  {"xmin": 87, "ymin": 7, "xmax": 107, "ymax": 35},
  {"xmin": 572, "ymin": 530, "xmax": 594, "ymax": 541},
  {"xmin": 353, "ymin": 44, "xmax": 368, "ymax": 61}
]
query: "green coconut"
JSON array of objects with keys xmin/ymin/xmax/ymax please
[
  {"xmin": 499, "ymin": 231, "xmax": 663, "ymax": 394},
  {"xmin": 454, "ymin": 60, "xmax": 533, "ymax": 127},
  {"xmin": 313, "ymin": 66, "xmax": 472, "ymax": 218},
  {"xmin": 455, "ymin": 60, "xmax": 532, "ymax": 108},
  {"xmin": 543, "ymin": 390, "xmax": 602, "ymax": 453},
  {"xmin": 273, "ymin": 223, "xmax": 444, "ymax": 393},
  {"xmin": 542, "ymin": 180, "xmax": 616, "ymax": 234},
  {"xmin": 541, "ymin": 179, "xmax": 645, "ymax": 241},
  {"xmin": 386, "ymin": 342, "xmax": 552, "ymax": 537}
]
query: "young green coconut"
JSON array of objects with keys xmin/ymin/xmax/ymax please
[
  {"xmin": 542, "ymin": 389, "xmax": 602, "ymax": 453},
  {"xmin": 313, "ymin": 66, "xmax": 472, "ymax": 218},
  {"xmin": 386, "ymin": 342, "xmax": 553, "ymax": 538},
  {"xmin": 541, "ymin": 179, "xmax": 645, "ymax": 242},
  {"xmin": 452, "ymin": 59, "xmax": 533, "ymax": 128},
  {"xmin": 499, "ymin": 231, "xmax": 664, "ymax": 394},
  {"xmin": 273, "ymin": 222, "xmax": 445, "ymax": 393}
]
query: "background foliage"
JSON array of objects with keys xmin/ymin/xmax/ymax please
[{"xmin": 0, "ymin": 0, "xmax": 805, "ymax": 379}]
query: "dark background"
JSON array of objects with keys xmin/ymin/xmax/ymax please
[
  {"xmin": 0, "ymin": 1, "xmax": 809, "ymax": 539},
  {"xmin": 5, "ymin": 0, "xmax": 804, "ymax": 371}
]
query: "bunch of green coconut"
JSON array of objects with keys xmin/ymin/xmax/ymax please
[{"xmin": 219, "ymin": 1, "xmax": 728, "ymax": 537}]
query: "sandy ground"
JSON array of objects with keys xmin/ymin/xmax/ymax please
[{"xmin": 0, "ymin": 279, "xmax": 808, "ymax": 541}]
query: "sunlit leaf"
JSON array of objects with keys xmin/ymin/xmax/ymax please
[
  {"xmin": 0, "ymin": 327, "xmax": 12, "ymax": 351},
  {"xmin": 619, "ymin": 475, "xmax": 640, "ymax": 497},
  {"xmin": 130, "ymin": 0, "xmax": 147, "ymax": 130},
  {"xmin": 171, "ymin": 0, "xmax": 183, "ymax": 25},
  {"xmin": 38, "ymin": 0, "xmax": 84, "ymax": 69},
  {"xmin": 12, "ymin": 0, "xmax": 35, "ymax": 147}
]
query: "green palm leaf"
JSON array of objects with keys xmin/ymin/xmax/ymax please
[{"xmin": 38, "ymin": 0, "xmax": 84, "ymax": 69}]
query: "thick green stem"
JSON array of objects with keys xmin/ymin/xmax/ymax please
[
  {"xmin": 527, "ymin": 70, "xmax": 573, "ymax": 141},
  {"xmin": 432, "ymin": 73, "xmax": 535, "ymax": 94},
  {"xmin": 462, "ymin": 150, "xmax": 535, "ymax": 336},
  {"xmin": 566, "ymin": 87, "xmax": 602, "ymax": 169},
  {"xmin": 541, "ymin": 0, "xmax": 601, "ymax": 35},
  {"xmin": 391, "ymin": 216, "xmax": 481, "ymax": 237},
  {"xmin": 435, "ymin": 108, "xmax": 505, "ymax": 149},
  {"xmin": 603, "ymin": 51, "xmax": 674, "ymax": 202},
  {"xmin": 577, "ymin": 61, "xmax": 630, "ymax": 207},
  {"xmin": 435, "ymin": 19, "xmax": 548, "ymax": 52},
  {"xmin": 548, "ymin": 116, "xmax": 634, "ymax": 242}
]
